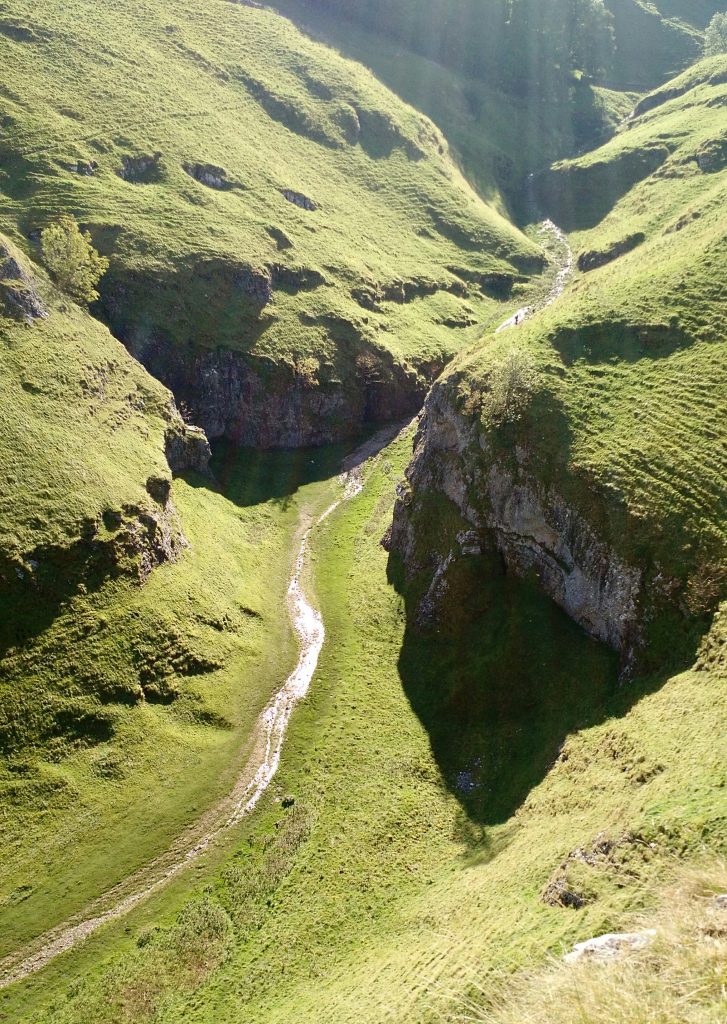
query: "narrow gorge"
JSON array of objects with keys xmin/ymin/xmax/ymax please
[{"xmin": 0, "ymin": 3, "xmax": 725, "ymax": 1024}]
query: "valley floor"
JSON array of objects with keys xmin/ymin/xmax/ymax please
[{"xmin": 2, "ymin": 429, "xmax": 724, "ymax": 1023}]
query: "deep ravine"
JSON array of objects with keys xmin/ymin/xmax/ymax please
[
  {"xmin": 0, "ymin": 221, "xmax": 570, "ymax": 989},
  {"xmin": 0, "ymin": 423, "xmax": 406, "ymax": 989},
  {"xmin": 496, "ymin": 220, "xmax": 574, "ymax": 333}
]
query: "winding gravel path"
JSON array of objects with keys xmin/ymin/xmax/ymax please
[{"xmin": 0, "ymin": 423, "xmax": 405, "ymax": 990}]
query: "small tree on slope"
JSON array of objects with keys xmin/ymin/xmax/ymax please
[
  {"xmin": 41, "ymin": 214, "xmax": 109, "ymax": 304},
  {"xmin": 704, "ymin": 13, "xmax": 727, "ymax": 57}
]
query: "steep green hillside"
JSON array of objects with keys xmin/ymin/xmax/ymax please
[
  {"xmin": 0, "ymin": 4, "xmax": 724, "ymax": 1024},
  {"xmin": 4, "ymin": 431, "xmax": 724, "ymax": 1024},
  {"xmin": 0, "ymin": 0, "xmax": 542, "ymax": 447},
  {"xmin": 272, "ymin": 0, "xmax": 721, "ymax": 210},
  {"xmin": 0, "ymin": 240, "xmax": 334, "ymax": 955},
  {"xmin": 393, "ymin": 55, "xmax": 727, "ymax": 675},
  {"xmin": 605, "ymin": 0, "xmax": 722, "ymax": 88}
]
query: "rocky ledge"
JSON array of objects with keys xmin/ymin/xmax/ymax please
[
  {"xmin": 0, "ymin": 241, "xmax": 47, "ymax": 323},
  {"xmin": 99, "ymin": 257, "xmax": 447, "ymax": 447},
  {"xmin": 387, "ymin": 381, "xmax": 649, "ymax": 673}
]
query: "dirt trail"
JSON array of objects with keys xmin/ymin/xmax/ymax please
[
  {"xmin": 0, "ymin": 421, "xmax": 407, "ymax": 990},
  {"xmin": 495, "ymin": 220, "xmax": 573, "ymax": 333}
]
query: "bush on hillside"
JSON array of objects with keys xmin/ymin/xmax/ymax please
[
  {"xmin": 488, "ymin": 347, "xmax": 539, "ymax": 423},
  {"xmin": 704, "ymin": 13, "xmax": 727, "ymax": 57},
  {"xmin": 41, "ymin": 214, "xmax": 109, "ymax": 304}
]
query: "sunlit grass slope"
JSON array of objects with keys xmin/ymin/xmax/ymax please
[
  {"xmin": 0, "ymin": 255, "xmax": 334, "ymax": 951},
  {"xmin": 441, "ymin": 55, "xmax": 727, "ymax": 662},
  {"xmin": 457, "ymin": 858, "xmax": 727, "ymax": 1024},
  {"xmin": 0, "ymin": 0, "xmax": 541, "ymax": 435},
  {"xmin": 0, "ymin": 0, "xmax": 550, "ymax": 959},
  {"xmin": 8, "ymin": 430, "xmax": 725, "ymax": 1024},
  {"xmin": 271, "ymin": 0, "xmax": 721, "ymax": 212}
]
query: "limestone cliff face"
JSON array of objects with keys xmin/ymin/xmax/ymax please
[
  {"xmin": 388, "ymin": 383, "xmax": 645, "ymax": 670},
  {"xmin": 164, "ymin": 418, "xmax": 212, "ymax": 475},
  {"xmin": 123, "ymin": 333, "xmax": 432, "ymax": 449},
  {"xmin": 97, "ymin": 257, "xmax": 456, "ymax": 447}
]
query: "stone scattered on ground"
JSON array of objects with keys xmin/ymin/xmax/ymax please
[{"xmin": 564, "ymin": 930, "xmax": 656, "ymax": 964}]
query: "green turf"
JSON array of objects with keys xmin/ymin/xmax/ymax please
[
  {"xmin": 0, "ymin": 0, "xmax": 545, "ymax": 958},
  {"xmin": 0, "ymin": 0, "xmax": 543, "ymax": 426},
  {"xmin": 0, "ymin": 4, "xmax": 724, "ymax": 1022},
  {"xmin": 3, "ymin": 429, "xmax": 723, "ymax": 1024}
]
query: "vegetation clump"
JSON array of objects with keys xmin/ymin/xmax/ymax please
[
  {"xmin": 487, "ymin": 346, "xmax": 539, "ymax": 424},
  {"xmin": 455, "ymin": 860, "xmax": 727, "ymax": 1024},
  {"xmin": 704, "ymin": 13, "xmax": 727, "ymax": 57},
  {"xmin": 41, "ymin": 215, "xmax": 108, "ymax": 304}
]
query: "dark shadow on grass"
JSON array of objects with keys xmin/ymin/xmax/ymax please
[
  {"xmin": 552, "ymin": 320, "xmax": 694, "ymax": 365},
  {"xmin": 388, "ymin": 550, "xmax": 621, "ymax": 832},
  {"xmin": 190, "ymin": 425, "xmax": 400, "ymax": 510},
  {"xmin": 387, "ymin": 537, "xmax": 708, "ymax": 852},
  {"xmin": 0, "ymin": 537, "xmax": 131, "ymax": 662}
]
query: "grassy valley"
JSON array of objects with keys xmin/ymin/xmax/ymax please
[
  {"xmin": 0, "ymin": 1, "xmax": 725, "ymax": 1022},
  {"xmin": 0, "ymin": 0, "xmax": 543, "ymax": 446},
  {"xmin": 0, "ymin": 270, "xmax": 313, "ymax": 954},
  {"xmin": 4, "ymin": 429, "xmax": 724, "ymax": 1024},
  {"xmin": 0, "ymin": 0, "xmax": 542, "ymax": 975}
]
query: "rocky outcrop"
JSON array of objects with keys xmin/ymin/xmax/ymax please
[
  {"xmin": 564, "ymin": 931, "xmax": 655, "ymax": 964},
  {"xmin": 0, "ymin": 242, "xmax": 47, "ymax": 323},
  {"xmin": 351, "ymin": 273, "xmax": 467, "ymax": 312},
  {"xmin": 99, "ymin": 253, "xmax": 443, "ymax": 447},
  {"xmin": 695, "ymin": 135, "xmax": 727, "ymax": 173},
  {"xmin": 110, "ymin": 499, "xmax": 188, "ymax": 583},
  {"xmin": 1, "ymin": 496, "xmax": 188, "ymax": 619},
  {"xmin": 387, "ymin": 383, "xmax": 645, "ymax": 669},
  {"xmin": 63, "ymin": 159, "xmax": 98, "ymax": 176},
  {"xmin": 282, "ymin": 189, "xmax": 318, "ymax": 211},
  {"xmin": 132, "ymin": 336, "xmax": 428, "ymax": 447},
  {"xmin": 183, "ymin": 162, "xmax": 241, "ymax": 190},
  {"xmin": 164, "ymin": 421, "xmax": 212, "ymax": 475},
  {"xmin": 118, "ymin": 152, "xmax": 163, "ymax": 183},
  {"xmin": 578, "ymin": 232, "xmax": 645, "ymax": 272}
]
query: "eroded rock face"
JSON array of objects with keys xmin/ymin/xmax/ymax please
[
  {"xmin": 118, "ymin": 152, "xmax": 163, "ymax": 183},
  {"xmin": 0, "ymin": 242, "xmax": 47, "ymax": 323},
  {"xmin": 1, "ymin": 499, "xmax": 188, "ymax": 613},
  {"xmin": 388, "ymin": 384, "xmax": 644, "ymax": 667},
  {"xmin": 164, "ymin": 421, "xmax": 212, "ymax": 475},
  {"xmin": 282, "ymin": 189, "xmax": 317, "ymax": 211},
  {"xmin": 183, "ymin": 162, "xmax": 241, "ymax": 190},
  {"xmin": 99, "ymin": 255, "xmax": 438, "ymax": 447},
  {"xmin": 114, "ymin": 501, "xmax": 188, "ymax": 582},
  {"xmin": 134, "ymin": 338, "xmax": 427, "ymax": 447},
  {"xmin": 695, "ymin": 136, "xmax": 727, "ymax": 173}
]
